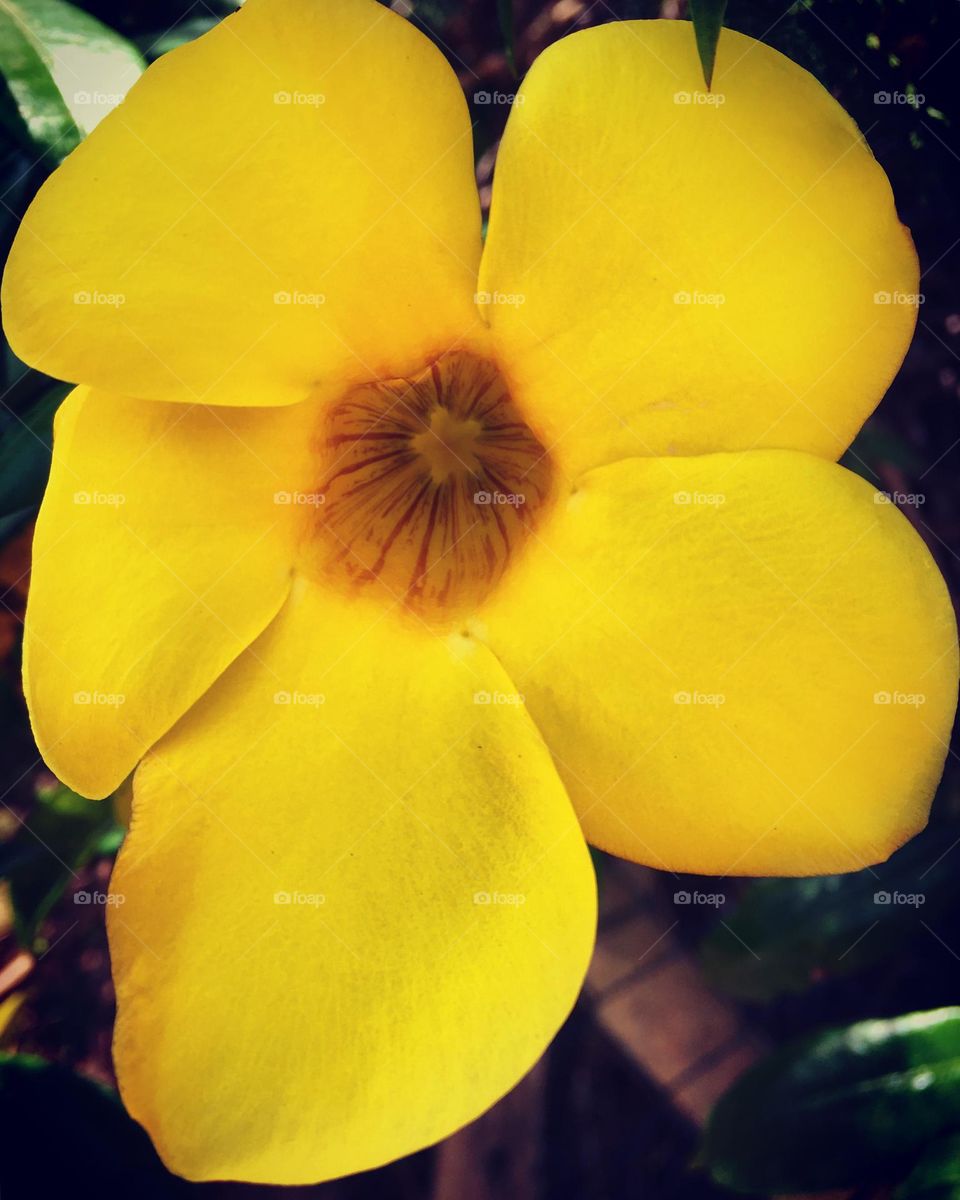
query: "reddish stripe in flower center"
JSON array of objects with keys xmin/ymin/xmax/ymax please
[{"xmin": 303, "ymin": 351, "xmax": 555, "ymax": 622}]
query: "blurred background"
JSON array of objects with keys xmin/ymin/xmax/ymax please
[{"xmin": 2, "ymin": 0, "xmax": 960, "ymax": 1197}]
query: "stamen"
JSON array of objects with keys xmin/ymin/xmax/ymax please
[{"xmin": 302, "ymin": 351, "xmax": 555, "ymax": 622}]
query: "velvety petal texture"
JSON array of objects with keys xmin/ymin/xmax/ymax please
[
  {"xmin": 109, "ymin": 583, "xmax": 596, "ymax": 1184},
  {"xmin": 477, "ymin": 451, "xmax": 958, "ymax": 875},
  {"xmin": 25, "ymin": 386, "xmax": 315, "ymax": 798},
  {"xmin": 2, "ymin": 0, "xmax": 482, "ymax": 406},
  {"xmin": 479, "ymin": 21, "xmax": 920, "ymax": 476}
]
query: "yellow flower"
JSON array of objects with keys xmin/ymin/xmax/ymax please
[{"xmin": 3, "ymin": 0, "xmax": 957, "ymax": 1184}]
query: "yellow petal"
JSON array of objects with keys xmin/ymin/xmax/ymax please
[
  {"xmin": 108, "ymin": 582, "xmax": 595, "ymax": 1184},
  {"xmin": 3, "ymin": 0, "xmax": 481, "ymax": 407},
  {"xmin": 476, "ymin": 451, "xmax": 958, "ymax": 876},
  {"xmin": 479, "ymin": 21, "xmax": 919, "ymax": 476},
  {"xmin": 25, "ymin": 387, "xmax": 313, "ymax": 798}
]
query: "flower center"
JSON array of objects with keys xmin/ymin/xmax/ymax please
[{"xmin": 304, "ymin": 350, "xmax": 555, "ymax": 623}]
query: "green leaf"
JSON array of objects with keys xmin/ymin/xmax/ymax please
[
  {"xmin": 0, "ymin": 1054, "xmax": 189, "ymax": 1195},
  {"xmin": 843, "ymin": 425, "xmax": 926, "ymax": 480},
  {"xmin": 135, "ymin": 14, "xmax": 219, "ymax": 61},
  {"xmin": 689, "ymin": 0, "xmax": 728, "ymax": 90},
  {"xmin": 497, "ymin": 0, "xmax": 516, "ymax": 77},
  {"xmin": 0, "ymin": 381, "xmax": 67, "ymax": 524},
  {"xmin": 700, "ymin": 826, "xmax": 960, "ymax": 1001},
  {"xmin": 0, "ymin": 781, "xmax": 124, "ymax": 947},
  {"xmin": 0, "ymin": 502, "xmax": 33, "ymax": 542},
  {"xmin": 700, "ymin": 1008, "xmax": 960, "ymax": 1193},
  {"xmin": 896, "ymin": 1131, "xmax": 960, "ymax": 1200},
  {"xmin": 0, "ymin": 0, "xmax": 144, "ymax": 161}
]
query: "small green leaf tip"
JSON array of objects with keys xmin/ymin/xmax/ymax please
[{"xmin": 689, "ymin": 0, "xmax": 729, "ymax": 90}]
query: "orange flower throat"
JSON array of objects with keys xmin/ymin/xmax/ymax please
[{"xmin": 303, "ymin": 351, "xmax": 555, "ymax": 622}]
